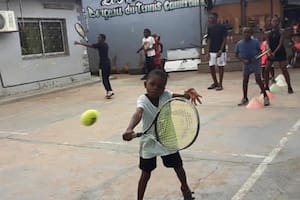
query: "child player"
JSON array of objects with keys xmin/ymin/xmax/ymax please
[
  {"xmin": 260, "ymin": 31, "xmax": 269, "ymax": 83},
  {"xmin": 152, "ymin": 33, "xmax": 163, "ymax": 70},
  {"xmin": 235, "ymin": 27, "xmax": 270, "ymax": 106},
  {"xmin": 265, "ymin": 15, "xmax": 294, "ymax": 94},
  {"xmin": 291, "ymin": 32, "xmax": 300, "ymax": 66},
  {"xmin": 122, "ymin": 69, "xmax": 202, "ymax": 200}
]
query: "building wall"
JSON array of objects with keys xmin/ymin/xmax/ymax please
[
  {"xmin": 0, "ymin": 0, "xmax": 91, "ymax": 97},
  {"xmin": 82, "ymin": 0, "xmax": 206, "ymax": 73}
]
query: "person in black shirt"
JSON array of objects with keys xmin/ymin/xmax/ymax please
[
  {"xmin": 206, "ymin": 12, "xmax": 227, "ymax": 91},
  {"xmin": 75, "ymin": 34, "xmax": 114, "ymax": 98},
  {"xmin": 265, "ymin": 16, "xmax": 293, "ymax": 94}
]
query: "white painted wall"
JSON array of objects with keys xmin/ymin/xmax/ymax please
[{"xmin": 0, "ymin": 0, "xmax": 91, "ymax": 97}]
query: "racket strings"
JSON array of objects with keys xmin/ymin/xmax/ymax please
[
  {"xmin": 156, "ymin": 101, "xmax": 199, "ymax": 150},
  {"xmin": 75, "ymin": 23, "xmax": 86, "ymax": 38}
]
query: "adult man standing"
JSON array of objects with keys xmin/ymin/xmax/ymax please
[{"xmin": 206, "ymin": 12, "xmax": 228, "ymax": 91}]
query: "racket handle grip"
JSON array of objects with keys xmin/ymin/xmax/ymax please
[{"xmin": 132, "ymin": 132, "xmax": 143, "ymax": 138}]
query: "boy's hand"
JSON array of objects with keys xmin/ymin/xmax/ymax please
[
  {"xmin": 206, "ymin": 53, "xmax": 210, "ymax": 60},
  {"xmin": 122, "ymin": 130, "xmax": 134, "ymax": 141},
  {"xmin": 242, "ymin": 59, "xmax": 251, "ymax": 64},
  {"xmin": 184, "ymin": 88, "xmax": 202, "ymax": 105},
  {"xmin": 270, "ymin": 52, "xmax": 276, "ymax": 58}
]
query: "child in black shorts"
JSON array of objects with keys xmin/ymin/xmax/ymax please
[{"xmin": 122, "ymin": 69, "xmax": 202, "ymax": 200}]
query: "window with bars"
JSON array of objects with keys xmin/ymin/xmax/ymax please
[{"xmin": 18, "ymin": 18, "xmax": 68, "ymax": 57}]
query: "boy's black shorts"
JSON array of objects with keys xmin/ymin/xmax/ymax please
[{"xmin": 139, "ymin": 152, "xmax": 183, "ymax": 173}]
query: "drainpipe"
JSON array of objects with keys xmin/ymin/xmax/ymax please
[
  {"xmin": 6, "ymin": 0, "xmax": 10, "ymax": 10},
  {"xmin": 0, "ymin": 72, "xmax": 4, "ymax": 88},
  {"xmin": 240, "ymin": 0, "xmax": 247, "ymax": 27},
  {"xmin": 270, "ymin": 0, "xmax": 273, "ymax": 17},
  {"xmin": 199, "ymin": 1, "xmax": 203, "ymax": 51}
]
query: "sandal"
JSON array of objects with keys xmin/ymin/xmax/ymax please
[
  {"xmin": 264, "ymin": 96, "xmax": 270, "ymax": 106},
  {"xmin": 238, "ymin": 98, "xmax": 249, "ymax": 106},
  {"xmin": 207, "ymin": 83, "xmax": 218, "ymax": 90},
  {"xmin": 216, "ymin": 85, "xmax": 223, "ymax": 91}
]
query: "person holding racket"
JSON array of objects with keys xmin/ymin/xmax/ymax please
[
  {"xmin": 235, "ymin": 27, "xmax": 270, "ymax": 106},
  {"xmin": 137, "ymin": 28, "xmax": 156, "ymax": 80},
  {"xmin": 122, "ymin": 69, "xmax": 201, "ymax": 200},
  {"xmin": 260, "ymin": 31, "xmax": 270, "ymax": 83},
  {"xmin": 74, "ymin": 34, "xmax": 114, "ymax": 98},
  {"xmin": 263, "ymin": 16, "xmax": 276, "ymax": 84},
  {"xmin": 265, "ymin": 15, "xmax": 294, "ymax": 94}
]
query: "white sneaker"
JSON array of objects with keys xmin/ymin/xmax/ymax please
[
  {"xmin": 106, "ymin": 91, "xmax": 114, "ymax": 98},
  {"xmin": 287, "ymin": 64, "xmax": 293, "ymax": 68}
]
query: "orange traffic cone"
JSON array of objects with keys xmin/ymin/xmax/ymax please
[{"xmin": 246, "ymin": 97, "xmax": 264, "ymax": 109}]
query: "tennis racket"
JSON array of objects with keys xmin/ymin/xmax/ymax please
[
  {"xmin": 74, "ymin": 22, "xmax": 88, "ymax": 42},
  {"xmin": 255, "ymin": 49, "xmax": 271, "ymax": 59},
  {"xmin": 132, "ymin": 97, "xmax": 200, "ymax": 151}
]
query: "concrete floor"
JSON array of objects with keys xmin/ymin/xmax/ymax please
[{"xmin": 0, "ymin": 69, "xmax": 300, "ymax": 200}]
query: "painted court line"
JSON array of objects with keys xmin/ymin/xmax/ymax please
[
  {"xmin": 0, "ymin": 130, "xmax": 29, "ymax": 136},
  {"xmin": 231, "ymin": 118, "xmax": 300, "ymax": 200},
  {"xmin": 97, "ymin": 140, "xmax": 266, "ymax": 159},
  {"xmin": 185, "ymin": 149, "xmax": 266, "ymax": 159}
]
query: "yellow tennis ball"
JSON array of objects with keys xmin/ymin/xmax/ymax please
[{"xmin": 80, "ymin": 109, "xmax": 99, "ymax": 126}]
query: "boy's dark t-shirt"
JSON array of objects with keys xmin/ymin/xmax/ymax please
[
  {"xmin": 268, "ymin": 29, "xmax": 287, "ymax": 61},
  {"xmin": 268, "ymin": 29, "xmax": 283, "ymax": 51},
  {"xmin": 92, "ymin": 42, "xmax": 110, "ymax": 66},
  {"xmin": 207, "ymin": 24, "xmax": 228, "ymax": 53},
  {"xmin": 235, "ymin": 39, "xmax": 260, "ymax": 67}
]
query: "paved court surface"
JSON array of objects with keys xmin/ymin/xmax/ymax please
[{"xmin": 0, "ymin": 69, "xmax": 300, "ymax": 200}]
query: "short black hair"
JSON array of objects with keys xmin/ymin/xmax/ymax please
[
  {"xmin": 144, "ymin": 28, "xmax": 151, "ymax": 35},
  {"xmin": 242, "ymin": 27, "xmax": 253, "ymax": 34},
  {"xmin": 99, "ymin": 34, "xmax": 106, "ymax": 41},
  {"xmin": 147, "ymin": 69, "xmax": 168, "ymax": 83}
]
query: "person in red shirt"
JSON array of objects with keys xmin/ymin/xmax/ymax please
[
  {"xmin": 260, "ymin": 34, "xmax": 269, "ymax": 82},
  {"xmin": 291, "ymin": 33, "xmax": 300, "ymax": 66},
  {"xmin": 152, "ymin": 33, "xmax": 163, "ymax": 70}
]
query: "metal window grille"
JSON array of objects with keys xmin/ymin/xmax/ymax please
[{"xmin": 18, "ymin": 18, "xmax": 67, "ymax": 57}]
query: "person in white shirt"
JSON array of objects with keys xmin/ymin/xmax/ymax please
[
  {"xmin": 122, "ymin": 69, "xmax": 202, "ymax": 200},
  {"xmin": 137, "ymin": 28, "xmax": 156, "ymax": 80}
]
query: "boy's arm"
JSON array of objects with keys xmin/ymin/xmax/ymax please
[
  {"xmin": 257, "ymin": 40, "xmax": 262, "ymax": 54},
  {"xmin": 217, "ymin": 26, "xmax": 228, "ymax": 57},
  {"xmin": 206, "ymin": 36, "xmax": 211, "ymax": 59},
  {"xmin": 172, "ymin": 88, "xmax": 202, "ymax": 105},
  {"xmin": 234, "ymin": 43, "xmax": 240, "ymax": 59},
  {"xmin": 74, "ymin": 41, "xmax": 94, "ymax": 48},
  {"xmin": 272, "ymin": 29, "xmax": 285, "ymax": 55},
  {"xmin": 236, "ymin": 53, "xmax": 249, "ymax": 64},
  {"xmin": 159, "ymin": 42, "xmax": 163, "ymax": 53},
  {"xmin": 122, "ymin": 107, "xmax": 143, "ymax": 141},
  {"xmin": 218, "ymin": 36, "xmax": 227, "ymax": 57},
  {"xmin": 136, "ymin": 46, "xmax": 143, "ymax": 53}
]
